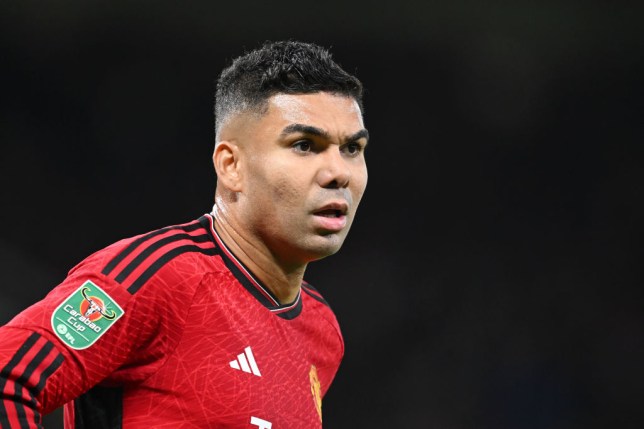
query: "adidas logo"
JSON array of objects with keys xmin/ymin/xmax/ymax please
[{"xmin": 229, "ymin": 346, "xmax": 262, "ymax": 377}]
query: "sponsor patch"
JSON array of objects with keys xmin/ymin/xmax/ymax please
[{"xmin": 51, "ymin": 280, "xmax": 124, "ymax": 350}]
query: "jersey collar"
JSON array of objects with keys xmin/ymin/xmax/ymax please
[{"xmin": 202, "ymin": 213, "xmax": 303, "ymax": 320}]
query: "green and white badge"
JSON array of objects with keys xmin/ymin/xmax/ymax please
[{"xmin": 51, "ymin": 280, "xmax": 124, "ymax": 350}]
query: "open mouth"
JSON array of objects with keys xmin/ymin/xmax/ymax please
[
  {"xmin": 315, "ymin": 209, "xmax": 343, "ymax": 218},
  {"xmin": 312, "ymin": 203, "xmax": 349, "ymax": 231}
]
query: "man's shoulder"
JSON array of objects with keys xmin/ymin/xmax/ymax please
[
  {"xmin": 68, "ymin": 214, "xmax": 222, "ymax": 295},
  {"xmin": 301, "ymin": 282, "xmax": 332, "ymax": 308},
  {"xmin": 300, "ymin": 282, "xmax": 345, "ymax": 364},
  {"xmin": 301, "ymin": 282, "xmax": 341, "ymax": 327}
]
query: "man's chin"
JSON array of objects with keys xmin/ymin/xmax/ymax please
[{"xmin": 303, "ymin": 236, "xmax": 346, "ymax": 261}]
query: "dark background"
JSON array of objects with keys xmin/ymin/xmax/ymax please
[{"xmin": 1, "ymin": 1, "xmax": 643, "ymax": 428}]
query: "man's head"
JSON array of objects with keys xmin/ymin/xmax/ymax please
[
  {"xmin": 214, "ymin": 40, "xmax": 363, "ymax": 141},
  {"xmin": 213, "ymin": 41, "xmax": 368, "ymax": 267}
]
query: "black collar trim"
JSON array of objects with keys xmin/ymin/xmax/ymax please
[{"xmin": 204, "ymin": 214, "xmax": 303, "ymax": 320}]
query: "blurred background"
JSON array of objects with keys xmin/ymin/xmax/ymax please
[{"xmin": 1, "ymin": 1, "xmax": 643, "ymax": 428}]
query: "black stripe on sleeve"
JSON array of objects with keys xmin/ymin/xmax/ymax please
[
  {"xmin": 0, "ymin": 333, "xmax": 40, "ymax": 428},
  {"xmin": 113, "ymin": 233, "xmax": 210, "ymax": 284},
  {"xmin": 13, "ymin": 342, "xmax": 55, "ymax": 428},
  {"xmin": 127, "ymin": 245, "xmax": 218, "ymax": 294},
  {"xmin": 33, "ymin": 353, "xmax": 64, "ymax": 398},
  {"xmin": 28, "ymin": 348, "xmax": 64, "ymax": 427},
  {"xmin": 101, "ymin": 221, "xmax": 202, "ymax": 276},
  {"xmin": 32, "ymin": 354, "xmax": 64, "ymax": 427}
]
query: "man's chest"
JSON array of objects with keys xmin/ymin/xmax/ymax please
[{"xmin": 122, "ymin": 290, "xmax": 337, "ymax": 428}]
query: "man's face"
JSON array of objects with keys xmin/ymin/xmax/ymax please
[{"xmin": 233, "ymin": 92, "xmax": 368, "ymax": 266}]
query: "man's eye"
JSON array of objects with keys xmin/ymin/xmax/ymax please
[
  {"xmin": 343, "ymin": 142, "xmax": 363, "ymax": 156},
  {"xmin": 293, "ymin": 140, "xmax": 313, "ymax": 152}
]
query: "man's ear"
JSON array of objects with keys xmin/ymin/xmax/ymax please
[{"xmin": 213, "ymin": 140, "xmax": 243, "ymax": 192}]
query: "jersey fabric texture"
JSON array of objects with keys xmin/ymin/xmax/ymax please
[{"xmin": 0, "ymin": 214, "xmax": 344, "ymax": 428}]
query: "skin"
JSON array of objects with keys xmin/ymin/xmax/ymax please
[{"xmin": 212, "ymin": 92, "xmax": 369, "ymax": 304}]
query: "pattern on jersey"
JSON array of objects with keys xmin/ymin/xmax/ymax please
[
  {"xmin": 101, "ymin": 217, "xmax": 218, "ymax": 294},
  {"xmin": 0, "ymin": 333, "xmax": 64, "ymax": 427}
]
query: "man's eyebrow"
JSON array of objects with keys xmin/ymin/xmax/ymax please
[
  {"xmin": 348, "ymin": 129, "xmax": 369, "ymax": 143},
  {"xmin": 280, "ymin": 123, "xmax": 369, "ymax": 143},
  {"xmin": 280, "ymin": 124, "xmax": 330, "ymax": 139}
]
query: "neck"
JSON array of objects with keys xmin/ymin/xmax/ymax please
[{"xmin": 212, "ymin": 205, "xmax": 306, "ymax": 305}]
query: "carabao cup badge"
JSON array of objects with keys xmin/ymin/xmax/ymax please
[{"xmin": 51, "ymin": 280, "xmax": 124, "ymax": 350}]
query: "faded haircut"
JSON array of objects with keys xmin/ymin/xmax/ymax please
[{"xmin": 214, "ymin": 40, "xmax": 364, "ymax": 138}]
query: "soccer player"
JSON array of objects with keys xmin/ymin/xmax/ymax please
[{"xmin": 0, "ymin": 40, "xmax": 368, "ymax": 428}]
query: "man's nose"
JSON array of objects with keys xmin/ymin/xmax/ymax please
[{"xmin": 317, "ymin": 147, "xmax": 351, "ymax": 189}]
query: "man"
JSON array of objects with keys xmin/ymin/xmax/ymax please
[{"xmin": 0, "ymin": 40, "xmax": 368, "ymax": 428}]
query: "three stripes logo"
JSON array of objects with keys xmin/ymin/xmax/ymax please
[{"xmin": 229, "ymin": 346, "xmax": 261, "ymax": 377}]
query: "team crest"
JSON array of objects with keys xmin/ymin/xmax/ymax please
[
  {"xmin": 51, "ymin": 280, "xmax": 124, "ymax": 350},
  {"xmin": 309, "ymin": 365, "xmax": 322, "ymax": 421}
]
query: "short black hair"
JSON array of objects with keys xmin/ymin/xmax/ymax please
[{"xmin": 214, "ymin": 40, "xmax": 364, "ymax": 137}]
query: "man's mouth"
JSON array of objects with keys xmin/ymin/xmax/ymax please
[
  {"xmin": 315, "ymin": 209, "xmax": 343, "ymax": 218},
  {"xmin": 312, "ymin": 203, "xmax": 349, "ymax": 232}
]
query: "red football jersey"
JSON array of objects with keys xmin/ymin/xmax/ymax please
[{"xmin": 0, "ymin": 214, "xmax": 344, "ymax": 428}]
